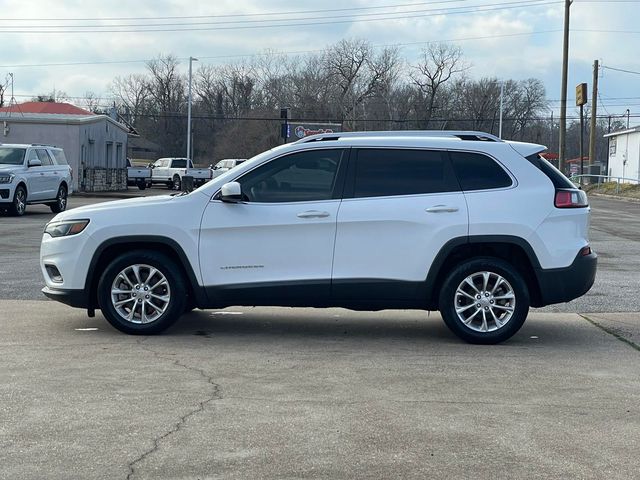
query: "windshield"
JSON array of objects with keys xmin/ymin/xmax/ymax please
[{"xmin": 0, "ymin": 147, "xmax": 26, "ymax": 165}]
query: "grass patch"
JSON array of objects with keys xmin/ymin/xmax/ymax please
[{"xmin": 582, "ymin": 181, "xmax": 640, "ymax": 199}]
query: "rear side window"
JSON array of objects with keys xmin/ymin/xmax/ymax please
[
  {"xmin": 172, "ymin": 159, "xmax": 187, "ymax": 168},
  {"xmin": 353, "ymin": 149, "xmax": 459, "ymax": 198},
  {"xmin": 50, "ymin": 149, "xmax": 68, "ymax": 166},
  {"xmin": 449, "ymin": 151, "xmax": 513, "ymax": 191},
  {"xmin": 525, "ymin": 154, "xmax": 574, "ymax": 189}
]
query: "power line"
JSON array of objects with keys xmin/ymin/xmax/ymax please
[
  {"xmin": 0, "ymin": 29, "xmax": 562, "ymax": 69},
  {"xmin": 0, "ymin": 1, "xmax": 560, "ymax": 34},
  {"xmin": 601, "ymin": 65, "xmax": 640, "ymax": 76},
  {"xmin": 0, "ymin": 1, "xmax": 471, "ymax": 21}
]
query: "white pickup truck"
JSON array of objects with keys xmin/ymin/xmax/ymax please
[
  {"xmin": 126, "ymin": 159, "xmax": 152, "ymax": 190},
  {"xmin": 149, "ymin": 157, "xmax": 213, "ymax": 190}
]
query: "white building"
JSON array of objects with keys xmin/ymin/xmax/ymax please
[
  {"xmin": 0, "ymin": 102, "xmax": 130, "ymax": 191},
  {"xmin": 603, "ymin": 127, "xmax": 640, "ymax": 183}
]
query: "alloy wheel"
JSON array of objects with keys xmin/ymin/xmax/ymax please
[
  {"xmin": 454, "ymin": 271, "xmax": 516, "ymax": 332},
  {"xmin": 15, "ymin": 188, "xmax": 26, "ymax": 215},
  {"xmin": 110, "ymin": 264, "xmax": 171, "ymax": 324}
]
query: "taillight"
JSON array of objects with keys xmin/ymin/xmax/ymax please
[{"xmin": 555, "ymin": 189, "xmax": 588, "ymax": 208}]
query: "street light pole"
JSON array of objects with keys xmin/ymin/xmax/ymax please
[{"xmin": 186, "ymin": 56, "xmax": 198, "ymax": 161}]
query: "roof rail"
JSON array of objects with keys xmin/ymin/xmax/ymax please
[{"xmin": 296, "ymin": 130, "xmax": 502, "ymax": 143}]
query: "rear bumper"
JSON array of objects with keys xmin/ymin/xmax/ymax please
[
  {"xmin": 42, "ymin": 286, "xmax": 89, "ymax": 309},
  {"xmin": 535, "ymin": 251, "xmax": 597, "ymax": 306}
]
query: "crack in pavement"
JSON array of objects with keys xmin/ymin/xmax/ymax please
[
  {"xmin": 126, "ymin": 339, "xmax": 223, "ymax": 480},
  {"xmin": 580, "ymin": 314, "xmax": 640, "ymax": 352}
]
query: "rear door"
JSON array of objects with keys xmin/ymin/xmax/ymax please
[{"xmin": 332, "ymin": 148, "xmax": 468, "ymax": 304}]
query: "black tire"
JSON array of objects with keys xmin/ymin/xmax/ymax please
[
  {"xmin": 173, "ymin": 175, "xmax": 181, "ymax": 191},
  {"xmin": 137, "ymin": 180, "xmax": 146, "ymax": 190},
  {"xmin": 438, "ymin": 257, "xmax": 530, "ymax": 344},
  {"xmin": 97, "ymin": 250, "xmax": 187, "ymax": 335},
  {"xmin": 49, "ymin": 185, "xmax": 68, "ymax": 213},
  {"xmin": 8, "ymin": 185, "xmax": 27, "ymax": 216}
]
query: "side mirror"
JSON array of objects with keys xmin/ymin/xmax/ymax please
[
  {"xmin": 220, "ymin": 182, "xmax": 242, "ymax": 203},
  {"xmin": 28, "ymin": 159, "xmax": 42, "ymax": 167}
]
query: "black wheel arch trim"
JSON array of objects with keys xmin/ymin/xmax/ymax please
[
  {"xmin": 424, "ymin": 234, "xmax": 543, "ymax": 308},
  {"xmin": 84, "ymin": 235, "xmax": 208, "ymax": 310}
]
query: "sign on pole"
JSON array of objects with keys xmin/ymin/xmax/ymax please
[{"xmin": 576, "ymin": 83, "xmax": 588, "ymax": 107}]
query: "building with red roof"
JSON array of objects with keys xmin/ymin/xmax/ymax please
[
  {"xmin": 0, "ymin": 102, "xmax": 130, "ymax": 191},
  {"xmin": 0, "ymin": 102, "xmax": 93, "ymax": 116}
]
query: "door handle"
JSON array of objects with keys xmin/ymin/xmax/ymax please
[
  {"xmin": 40, "ymin": 173, "xmax": 45, "ymax": 176},
  {"xmin": 297, "ymin": 210, "xmax": 330, "ymax": 219},
  {"xmin": 426, "ymin": 205, "xmax": 459, "ymax": 213}
]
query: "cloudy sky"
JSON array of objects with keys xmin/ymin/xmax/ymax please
[{"xmin": 1, "ymin": 0, "xmax": 638, "ymax": 121}]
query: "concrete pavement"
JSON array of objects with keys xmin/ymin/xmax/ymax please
[{"xmin": 1, "ymin": 301, "xmax": 639, "ymax": 479}]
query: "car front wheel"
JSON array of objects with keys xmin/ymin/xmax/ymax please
[
  {"xmin": 438, "ymin": 257, "xmax": 530, "ymax": 344},
  {"xmin": 49, "ymin": 185, "xmax": 68, "ymax": 213},
  {"xmin": 97, "ymin": 251, "xmax": 187, "ymax": 334},
  {"xmin": 9, "ymin": 185, "xmax": 27, "ymax": 216}
]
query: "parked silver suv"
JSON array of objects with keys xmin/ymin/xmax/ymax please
[{"xmin": 0, "ymin": 144, "xmax": 73, "ymax": 216}]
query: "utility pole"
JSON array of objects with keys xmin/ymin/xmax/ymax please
[
  {"xmin": 559, "ymin": 0, "xmax": 572, "ymax": 174},
  {"xmin": 186, "ymin": 56, "xmax": 198, "ymax": 161},
  {"xmin": 499, "ymin": 80, "xmax": 504, "ymax": 139},
  {"xmin": 576, "ymin": 83, "xmax": 587, "ymax": 184},
  {"xmin": 588, "ymin": 60, "xmax": 599, "ymax": 174}
]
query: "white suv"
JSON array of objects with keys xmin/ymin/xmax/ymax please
[
  {"xmin": 40, "ymin": 131, "xmax": 596, "ymax": 344},
  {"xmin": 0, "ymin": 144, "xmax": 72, "ymax": 216}
]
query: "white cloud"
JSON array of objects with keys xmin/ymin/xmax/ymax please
[{"xmin": 0, "ymin": 0, "xmax": 638, "ymax": 116}]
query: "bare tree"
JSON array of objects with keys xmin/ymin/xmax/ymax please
[
  {"xmin": 411, "ymin": 43, "xmax": 467, "ymax": 128},
  {"xmin": 324, "ymin": 39, "xmax": 401, "ymax": 128},
  {"xmin": 0, "ymin": 79, "xmax": 6, "ymax": 108},
  {"xmin": 217, "ymin": 61, "xmax": 256, "ymax": 117},
  {"xmin": 110, "ymin": 74, "xmax": 150, "ymax": 125},
  {"xmin": 145, "ymin": 55, "xmax": 186, "ymax": 155},
  {"xmin": 82, "ymin": 91, "xmax": 102, "ymax": 113},
  {"xmin": 31, "ymin": 89, "xmax": 69, "ymax": 103}
]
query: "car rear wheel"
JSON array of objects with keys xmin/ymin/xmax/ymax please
[
  {"xmin": 49, "ymin": 185, "xmax": 68, "ymax": 213},
  {"xmin": 97, "ymin": 251, "xmax": 187, "ymax": 334},
  {"xmin": 438, "ymin": 257, "xmax": 530, "ymax": 344},
  {"xmin": 9, "ymin": 185, "xmax": 27, "ymax": 216}
]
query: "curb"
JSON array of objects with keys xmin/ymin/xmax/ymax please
[
  {"xmin": 588, "ymin": 192, "xmax": 640, "ymax": 204},
  {"xmin": 71, "ymin": 191, "xmax": 143, "ymax": 199}
]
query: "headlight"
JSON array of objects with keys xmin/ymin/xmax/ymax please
[
  {"xmin": 44, "ymin": 219, "xmax": 90, "ymax": 237},
  {"xmin": 0, "ymin": 174, "xmax": 14, "ymax": 184}
]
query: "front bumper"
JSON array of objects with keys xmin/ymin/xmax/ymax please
[
  {"xmin": 42, "ymin": 286, "xmax": 90, "ymax": 308},
  {"xmin": 535, "ymin": 250, "xmax": 597, "ymax": 306},
  {"xmin": 0, "ymin": 183, "xmax": 16, "ymax": 203}
]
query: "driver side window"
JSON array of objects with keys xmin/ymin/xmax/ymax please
[{"xmin": 238, "ymin": 149, "xmax": 345, "ymax": 203}]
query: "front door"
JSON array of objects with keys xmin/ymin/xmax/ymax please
[
  {"xmin": 24, "ymin": 149, "xmax": 47, "ymax": 201},
  {"xmin": 199, "ymin": 148, "xmax": 347, "ymax": 306}
]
